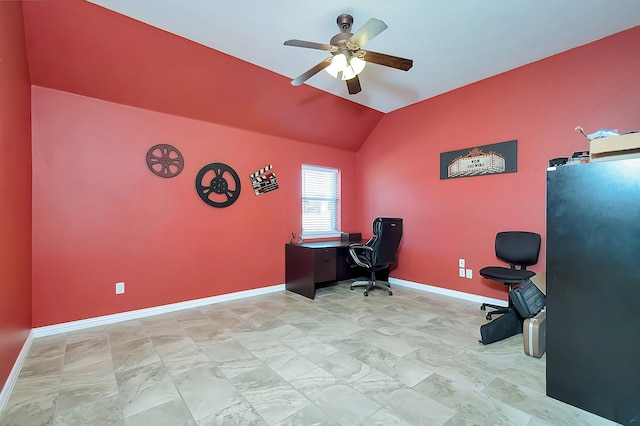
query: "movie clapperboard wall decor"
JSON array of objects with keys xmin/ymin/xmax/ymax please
[
  {"xmin": 250, "ymin": 164, "xmax": 279, "ymax": 196},
  {"xmin": 195, "ymin": 162, "xmax": 241, "ymax": 208},
  {"xmin": 145, "ymin": 144, "xmax": 184, "ymax": 178}
]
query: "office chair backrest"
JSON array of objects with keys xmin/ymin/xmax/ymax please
[
  {"xmin": 495, "ymin": 231, "xmax": 541, "ymax": 268},
  {"xmin": 370, "ymin": 217, "xmax": 403, "ymax": 267}
]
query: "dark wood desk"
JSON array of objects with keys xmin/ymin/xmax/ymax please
[{"xmin": 285, "ymin": 241, "xmax": 359, "ymax": 299}]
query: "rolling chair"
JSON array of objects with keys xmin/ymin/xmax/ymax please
[
  {"xmin": 479, "ymin": 231, "xmax": 541, "ymax": 320},
  {"xmin": 348, "ymin": 217, "xmax": 403, "ymax": 296}
]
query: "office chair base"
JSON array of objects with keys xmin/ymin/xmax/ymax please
[
  {"xmin": 481, "ymin": 302, "xmax": 512, "ymax": 320},
  {"xmin": 481, "ymin": 302, "xmax": 503, "ymax": 311},
  {"xmin": 350, "ymin": 280, "xmax": 393, "ymax": 296}
]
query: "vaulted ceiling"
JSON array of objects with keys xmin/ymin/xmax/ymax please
[{"xmin": 21, "ymin": 1, "xmax": 640, "ymax": 151}]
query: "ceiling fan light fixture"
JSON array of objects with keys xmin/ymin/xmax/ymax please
[
  {"xmin": 350, "ymin": 57, "xmax": 366, "ymax": 75},
  {"xmin": 341, "ymin": 65, "xmax": 357, "ymax": 80},
  {"xmin": 325, "ymin": 53, "xmax": 347, "ymax": 78},
  {"xmin": 325, "ymin": 67, "xmax": 339, "ymax": 78}
]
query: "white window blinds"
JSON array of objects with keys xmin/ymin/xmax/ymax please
[{"xmin": 301, "ymin": 164, "xmax": 340, "ymax": 237}]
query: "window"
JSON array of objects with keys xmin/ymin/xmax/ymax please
[{"xmin": 301, "ymin": 164, "xmax": 340, "ymax": 238}]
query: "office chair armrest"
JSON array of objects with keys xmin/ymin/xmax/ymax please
[
  {"xmin": 349, "ymin": 243, "xmax": 372, "ymax": 251},
  {"xmin": 348, "ymin": 244, "xmax": 373, "ymax": 269}
]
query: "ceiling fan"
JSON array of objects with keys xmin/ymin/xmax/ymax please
[{"xmin": 284, "ymin": 14, "xmax": 413, "ymax": 95}]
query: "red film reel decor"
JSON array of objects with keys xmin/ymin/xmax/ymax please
[{"xmin": 146, "ymin": 144, "xmax": 184, "ymax": 178}]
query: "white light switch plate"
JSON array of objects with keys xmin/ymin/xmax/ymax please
[
  {"xmin": 115, "ymin": 282, "xmax": 125, "ymax": 294},
  {"xmin": 458, "ymin": 258, "xmax": 465, "ymax": 268},
  {"xmin": 465, "ymin": 269, "xmax": 472, "ymax": 279},
  {"xmin": 459, "ymin": 268, "xmax": 465, "ymax": 277}
]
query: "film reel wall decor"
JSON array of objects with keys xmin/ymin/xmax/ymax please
[
  {"xmin": 195, "ymin": 162, "xmax": 241, "ymax": 208},
  {"xmin": 146, "ymin": 144, "xmax": 184, "ymax": 178},
  {"xmin": 145, "ymin": 148, "xmax": 275, "ymax": 208}
]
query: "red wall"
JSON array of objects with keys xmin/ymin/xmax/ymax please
[
  {"xmin": 357, "ymin": 27, "xmax": 640, "ymax": 301},
  {"xmin": 31, "ymin": 87, "xmax": 358, "ymax": 327},
  {"xmin": 22, "ymin": 0, "xmax": 383, "ymax": 152},
  {"xmin": 0, "ymin": 2, "xmax": 33, "ymax": 389},
  {"xmin": 30, "ymin": 27, "xmax": 640, "ymax": 328}
]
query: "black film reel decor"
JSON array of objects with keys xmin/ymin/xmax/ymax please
[
  {"xmin": 146, "ymin": 144, "xmax": 184, "ymax": 178},
  {"xmin": 195, "ymin": 162, "xmax": 241, "ymax": 208}
]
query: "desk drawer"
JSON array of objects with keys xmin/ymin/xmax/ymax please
[{"xmin": 314, "ymin": 248, "xmax": 336, "ymax": 283}]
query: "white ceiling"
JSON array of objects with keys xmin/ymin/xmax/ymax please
[{"xmin": 87, "ymin": 1, "xmax": 640, "ymax": 113}]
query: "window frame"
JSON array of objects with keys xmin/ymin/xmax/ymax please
[{"xmin": 301, "ymin": 164, "xmax": 341, "ymax": 239}]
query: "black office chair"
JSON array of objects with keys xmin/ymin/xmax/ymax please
[
  {"xmin": 348, "ymin": 217, "xmax": 403, "ymax": 296},
  {"xmin": 479, "ymin": 231, "xmax": 541, "ymax": 320}
]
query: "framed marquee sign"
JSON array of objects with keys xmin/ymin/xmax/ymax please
[{"xmin": 440, "ymin": 139, "xmax": 517, "ymax": 180}]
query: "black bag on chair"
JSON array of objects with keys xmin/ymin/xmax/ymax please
[
  {"xmin": 479, "ymin": 309, "xmax": 523, "ymax": 345},
  {"xmin": 509, "ymin": 278, "xmax": 546, "ymax": 318}
]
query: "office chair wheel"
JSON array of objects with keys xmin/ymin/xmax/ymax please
[
  {"xmin": 480, "ymin": 305, "xmax": 486, "ymax": 311},
  {"xmin": 364, "ymin": 291, "xmax": 368, "ymax": 296},
  {"xmin": 486, "ymin": 313, "xmax": 492, "ymax": 320},
  {"xmin": 350, "ymin": 286, "xmax": 354, "ymax": 290},
  {"xmin": 388, "ymin": 290, "xmax": 393, "ymax": 296}
]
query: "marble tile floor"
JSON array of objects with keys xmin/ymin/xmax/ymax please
[{"xmin": 0, "ymin": 282, "xmax": 617, "ymax": 426}]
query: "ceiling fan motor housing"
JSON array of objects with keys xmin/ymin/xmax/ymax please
[
  {"xmin": 329, "ymin": 33, "xmax": 353, "ymax": 50},
  {"xmin": 336, "ymin": 14, "xmax": 353, "ymax": 32},
  {"xmin": 331, "ymin": 15, "xmax": 354, "ymax": 49}
]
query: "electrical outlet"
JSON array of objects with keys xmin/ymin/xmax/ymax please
[
  {"xmin": 458, "ymin": 258, "xmax": 465, "ymax": 268},
  {"xmin": 459, "ymin": 268, "xmax": 465, "ymax": 277},
  {"xmin": 465, "ymin": 269, "xmax": 472, "ymax": 279},
  {"xmin": 115, "ymin": 282, "xmax": 125, "ymax": 294}
]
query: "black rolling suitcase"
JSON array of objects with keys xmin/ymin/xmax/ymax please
[
  {"xmin": 509, "ymin": 277, "xmax": 546, "ymax": 318},
  {"xmin": 479, "ymin": 309, "xmax": 523, "ymax": 345}
]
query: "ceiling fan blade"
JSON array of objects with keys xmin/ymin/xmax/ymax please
[
  {"xmin": 349, "ymin": 18, "xmax": 388, "ymax": 48},
  {"xmin": 345, "ymin": 75, "xmax": 362, "ymax": 95},
  {"xmin": 291, "ymin": 58, "xmax": 332, "ymax": 86},
  {"xmin": 284, "ymin": 39, "xmax": 338, "ymax": 53},
  {"xmin": 361, "ymin": 50, "xmax": 413, "ymax": 71}
]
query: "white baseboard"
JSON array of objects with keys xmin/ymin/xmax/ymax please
[
  {"xmin": 389, "ymin": 277, "xmax": 508, "ymax": 307},
  {"xmin": 31, "ymin": 279, "xmax": 503, "ymax": 339},
  {"xmin": 2, "ymin": 285, "xmax": 282, "ymax": 411},
  {"xmin": 0, "ymin": 330, "xmax": 33, "ymax": 412},
  {"xmin": 33, "ymin": 284, "xmax": 286, "ymax": 338},
  {"xmin": 3, "ymin": 280, "xmax": 502, "ymax": 411}
]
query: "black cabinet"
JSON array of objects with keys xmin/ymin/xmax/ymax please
[{"xmin": 546, "ymin": 158, "xmax": 640, "ymax": 425}]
